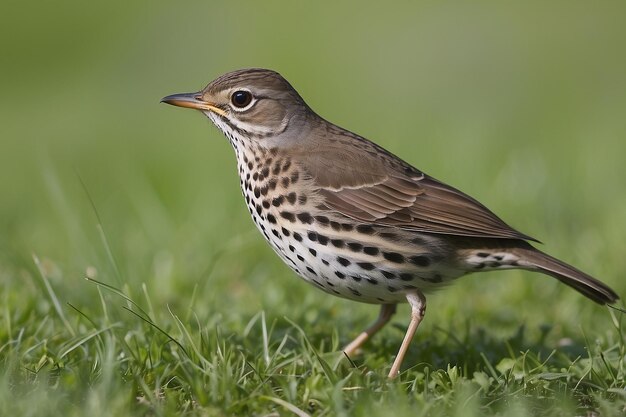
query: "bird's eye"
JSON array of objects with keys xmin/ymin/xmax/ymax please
[{"xmin": 231, "ymin": 90, "xmax": 253, "ymax": 108}]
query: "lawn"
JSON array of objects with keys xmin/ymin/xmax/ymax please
[{"xmin": 1, "ymin": 1, "xmax": 626, "ymax": 416}]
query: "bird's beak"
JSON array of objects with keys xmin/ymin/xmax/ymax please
[{"xmin": 160, "ymin": 92, "xmax": 227, "ymax": 117}]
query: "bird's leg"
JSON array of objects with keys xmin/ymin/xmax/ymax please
[
  {"xmin": 388, "ymin": 291, "xmax": 426, "ymax": 378},
  {"xmin": 343, "ymin": 304, "xmax": 397, "ymax": 357}
]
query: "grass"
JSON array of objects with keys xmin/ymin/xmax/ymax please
[
  {"xmin": 2, "ymin": 246, "xmax": 625, "ymax": 416},
  {"xmin": 3, "ymin": 253, "xmax": 625, "ymax": 417},
  {"xmin": 2, "ymin": 0, "xmax": 626, "ymax": 415}
]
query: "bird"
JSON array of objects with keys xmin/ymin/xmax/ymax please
[{"xmin": 161, "ymin": 68, "xmax": 619, "ymax": 378}]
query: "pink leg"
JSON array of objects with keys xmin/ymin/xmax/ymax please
[
  {"xmin": 343, "ymin": 304, "xmax": 397, "ymax": 357},
  {"xmin": 388, "ymin": 291, "xmax": 426, "ymax": 378}
]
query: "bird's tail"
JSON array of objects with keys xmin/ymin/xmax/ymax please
[{"xmin": 516, "ymin": 247, "xmax": 619, "ymax": 305}]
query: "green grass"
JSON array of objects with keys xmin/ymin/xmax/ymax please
[{"xmin": 2, "ymin": 1, "xmax": 626, "ymax": 415}]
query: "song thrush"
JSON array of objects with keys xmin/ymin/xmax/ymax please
[{"xmin": 161, "ymin": 68, "xmax": 619, "ymax": 378}]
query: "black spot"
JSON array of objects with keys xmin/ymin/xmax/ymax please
[
  {"xmin": 268, "ymin": 179, "xmax": 277, "ymax": 190},
  {"xmin": 314, "ymin": 216, "xmax": 329, "ymax": 225},
  {"xmin": 290, "ymin": 171, "xmax": 300, "ymax": 183},
  {"xmin": 383, "ymin": 252, "xmax": 405, "ymax": 263},
  {"xmin": 281, "ymin": 227, "xmax": 290, "ymax": 237},
  {"xmin": 261, "ymin": 167, "xmax": 270, "ymax": 178},
  {"xmin": 409, "ymin": 255, "xmax": 430, "ymax": 267},
  {"xmin": 312, "ymin": 279, "xmax": 323, "ymax": 288},
  {"xmin": 272, "ymin": 196, "xmax": 284, "ymax": 207},
  {"xmin": 309, "ymin": 248, "xmax": 317, "ymax": 257},
  {"xmin": 252, "ymin": 172, "xmax": 258, "ymax": 181},
  {"xmin": 377, "ymin": 297, "xmax": 386, "ymax": 302},
  {"xmin": 337, "ymin": 257, "xmax": 351, "ymax": 267},
  {"xmin": 254, "ymin": 187, "xmax": 261, "ymax": 198},
  {"xmin": 267, "ymin": 214, "xmax": 277, "ymax": 224},
  {"xmin": 430, "ymin": 273, "xmax": 443, "ymax": 283},
  {"xmin": 379, "ymin": 232, "xmax": 398, "ymax": 240},
  {"xmin": 399, "ymin": 273, "xmax": 413, "ymax": 281},
  {"xmin": 262, "ymin": 200, "xmax": 270, "ymax": 209},
  {"xmin": 282, "ymin": 160, "xmax": 291, "ymax": 172},
  {"xmin": 383, "ymin": 252, "xmax": 404, "ymax": 264},
  {"xmin": 307, "ymin": 266, "xmax": 317, "ymax": 276},
  {"xmin": 330, "ymin": 221, "xmax": 341, "ymax": 231},
  {"xmin": 367, "ymin": 278, "xmax": 378, "ymax": 285},
  {"xmin": 260, "ymin": 185, "xmax": 269, "ymax": 196},
  {"xmin": 255, "ymin": 205, "xmax": 262, "ymax": 216},
  {"xmin": 351, "ymin": 275, "xmax": 362, "ymax": 282},
  {"xmin": 287, "ymin": 192, "xmax": 297, "ymax": 204},
  {"xmin": 356, "ymin": 224, "xmax": 375, "ymax": 234},
  {"xmin": 297, "ymin": 254, "xmax": 304, "ymax": 262},
  {"xmin": 280, "ymin": 211, "xmax": 296, "ymax": 222},
  {"xmin": 347, "ymin": 242, "xmax": 363, "ymax": 252},
  {"xmin": 363, "ymin": 246, "xmax": 379, "ymax": 256},
  {"xmin": 317, "ymin": 234, "xmax": 329, "ymax": 245},
  {"xmin": 411, "ymin": 236, "xmax": 427, "ymax": 245},
  {"xmin": 357, "ymin": 262, "xmax": 375, "ymax": 271},
  {"xmin": 335, "ymin": 271, "xmax": 346, "ymax": 279},
  {"xmin": 494, "ymin": 255, "xmax": 504, "ymax": 261},
  {"xmin": 381, "ymin": 270, "xmax": 396, "ymax": 279},
  {"xmin": 297, "ymin": 212, "xmax": 314, "ymax": 224},
  {"xmin": 348, "ymin": 287, "xmax": 361, "ymax": 297},
  {"xmin": 247, "ymin": 161, "xmax": 253, "ymax": 170},
  {"xmin": 307, "ymin": 231, "xmax": 317, "ymax": 242},
  {"xmin": 322, "ymin": 259, "xmax": 329, "ymax": 266},
  {"xmin": 281, "ymin": 177, "xmax": 290, "ymax": 187},
  {"xmin": 272, "ymin": 162, "xmax": 281, "ymax": 175},
  {"xmin": 331, "ymin": 239, "xmax": 345, "ymax": 248},
  {"xmin": 476, "ymin": 252, "xmax": 490, "ymax": 258},
  {"xmin": 298, "ymin": 194, "xmax": 307, "ymax": 204},
  {"xmin": 387, "ymin": 286, "xmax": 398, "ymax": 293},
  {"xmin": 288, "ymin": 245, "xmax": 295, "ymax": 252},
  {"xmin": 332, "ymin": 289, "xmax": 341, "ymax": 295},
  {"xmin": 271, "ymin": 229, "xmax": 281, "ymax": 239},
  {"xmin": 341, "ymin": 223, "xmax": 354, "ymax": 231},
  {"xmin": 293, "ymin": 232, "xmax": 302, "ymax": 242}
]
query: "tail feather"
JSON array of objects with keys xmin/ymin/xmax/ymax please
[{"xmin": 517, "ymin": 247, "xmax": 619, "ymax": 305}]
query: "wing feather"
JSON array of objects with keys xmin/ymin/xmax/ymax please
[{"xmin": 302, "ymin": 143, "xmax": 536, "ymax": 241}]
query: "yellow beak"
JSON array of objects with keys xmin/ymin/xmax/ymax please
[{"xmin": 160, "ymin": 92, "xmax": 227, "ymax": 117}]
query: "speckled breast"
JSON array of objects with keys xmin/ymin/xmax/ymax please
[{"xmin": 231, "ymin": 143, "xmax": 464, "ymax": 304}]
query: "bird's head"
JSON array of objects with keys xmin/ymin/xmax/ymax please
[{"xmin": 161, "ymin": 68, "xmax": 312, "ymax": 145}]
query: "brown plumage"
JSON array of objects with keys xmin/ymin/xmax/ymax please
[{"xmin": 162, "ymin": 68, "xmax": 619, "ymax": 377}]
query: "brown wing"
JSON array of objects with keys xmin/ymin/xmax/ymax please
[{"xmin": 299, "ymin": 133, "xmax": 537, "ymax": 242}]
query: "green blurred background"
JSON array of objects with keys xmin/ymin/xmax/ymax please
[{"xmin": 1, "ymin": 0, "xmax": 626, "ymax": 341}]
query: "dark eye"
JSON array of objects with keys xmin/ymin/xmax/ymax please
[{"xmin": 231, "ymin": 90, "xmax": 253, "ymax": 108}]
